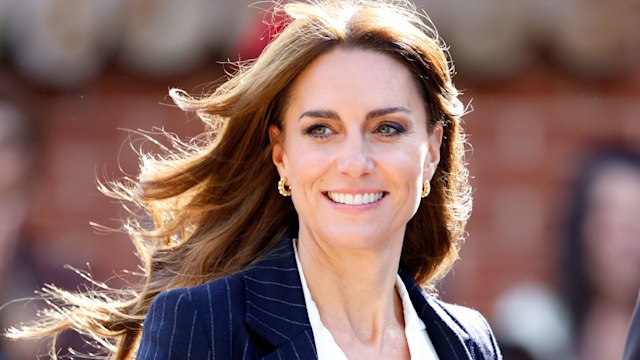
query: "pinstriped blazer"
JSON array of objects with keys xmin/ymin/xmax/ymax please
[
  {"xmin": 136, "ymin": 235, "xmax": 502, "ymax": 359},
  {"xmin": 624, "ymin": 292, "xmax": 640, "ymax": 360}
]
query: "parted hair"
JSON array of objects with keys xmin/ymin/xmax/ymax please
[{"xmin": 6, "ymin": 0, "xmax": 471, "ymax": 358}]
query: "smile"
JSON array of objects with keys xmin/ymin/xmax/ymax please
[{"xmin": 325, "ymin": 192, "xmax": 385, "ymax": 205}]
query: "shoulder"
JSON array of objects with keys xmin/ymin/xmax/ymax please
[
  {"xmin": 150, "ymin": 271, "xmax": 247, "ymax": 325},
  {"xmin": 138, "ymin": 237, "xmax": 301, "ymax": 358},
  {"xmin": 146, "ymin": 236, "xmax": 298, "ymax": 325},
  {"xmin": 399, "ymin": 269, "xmax": 501, "ymax": 358},
  {"xmin": 428, "ymin": 296, "xmax": 502, "ymax": 359},
  {"xmin": 429, "ymin": 298, "xmax": 493, "ymax": 337},
  {"xmin": 138, "ymin": 273, "xmax": 249, "ymax": 359},
  {"xmin": 164, "ymin": 272, "xmax": 246, "ymax": 303}
]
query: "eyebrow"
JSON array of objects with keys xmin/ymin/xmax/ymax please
[{"xmin": 298, "ymin": 106, "xmax": 412, "ymax": 121}]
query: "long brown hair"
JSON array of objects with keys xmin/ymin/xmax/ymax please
[{"xmin": 5, "ymin": 0, "xmax": 470, "ymax": 358}]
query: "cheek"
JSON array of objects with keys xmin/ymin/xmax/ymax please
[
  {"xmin": 374, "ymin": 147, "xmax": 426, "ymax": 195},
  {"xmin": 379, "ymin": 142, "xmax": 428, "ymax": 172},
  {"xmin": 282, "ymin": 141, "xmax": 330, "ymax": 186}
]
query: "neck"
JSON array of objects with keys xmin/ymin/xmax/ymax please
[{"xmin": 296, "ymin": 230, "xmax": 405, "ymax": 344}]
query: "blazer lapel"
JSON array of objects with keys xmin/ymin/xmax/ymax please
[
  {"xmin": 399, "ymin": 270, "xmax": 472, "ymax": 359},
  {"xmin": 242, "ymin": 238, "xmax": 472, "ymax": 359},
  {"xmin": 243, "ymin": 236, "xmax": 318, "ymax": 359}
]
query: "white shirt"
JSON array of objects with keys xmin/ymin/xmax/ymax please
[{"xmin": 293, "ymin": 240, "xmax": 440, "ymax": 359}]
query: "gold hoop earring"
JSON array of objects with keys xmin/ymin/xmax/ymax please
[
  {"xmin": 278, "ymin": 177, "xmax": 291, "ymax": 197},
  {"xmin": 421, "ymin": 180, "xmax": 430, "ymax": 198}
]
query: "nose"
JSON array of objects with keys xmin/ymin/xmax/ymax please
[{"xmin": 335, "ymin": 134, "xmax": 374, "ymax": 178}]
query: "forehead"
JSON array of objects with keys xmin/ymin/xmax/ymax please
[
  {"xmin": 590, "ymin": 164, "xmax": 640, "ymax": 206},
  {"xmin": 285, "ymin": 48, "xmax": 424, "ymax": 110}
]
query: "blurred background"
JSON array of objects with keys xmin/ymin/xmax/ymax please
[{"xmin": 0, "ymin": 0, "xmax": 639, "ymax": 359}]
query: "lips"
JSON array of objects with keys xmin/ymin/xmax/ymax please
[{"xmin": 326, "ymin": 192, "xmax": 385, "ymax": 205}]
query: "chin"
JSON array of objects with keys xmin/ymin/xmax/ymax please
[{"xmin": 323, "ymin": 227, "xmax": 400, "ymax": 250}]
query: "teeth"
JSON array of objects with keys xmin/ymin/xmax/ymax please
[{"xmin": 327, "ymin": 192, "xmax": 384, "ymax": 205}]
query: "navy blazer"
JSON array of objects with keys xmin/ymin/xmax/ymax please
[
  {"xmin": 624, "ymin": 292, "xmax": 640, "ymax": 360},
  {"xmin": 137, "ymin": 236, "xmax": 502, "ymax": 359}
]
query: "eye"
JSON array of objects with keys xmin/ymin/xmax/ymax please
[
  {"xmin": 375, "ymin": 122, "xmax": 405, "ymax": 136},
  {"xmin": 305, "ymin": 124, "xmax": 333, "ymax": 138}
]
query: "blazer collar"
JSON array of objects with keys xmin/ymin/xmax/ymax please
[
  {"xmin": 399, "ymin": 269, "xmax": 473, "ymax": 359},
  {"xmin": 242, "ymin": 235, "xmax": 317, "ymax": 358},
  {"xmin": 242, "ymin": 236, "xmax": 471, "ymax": 359}
]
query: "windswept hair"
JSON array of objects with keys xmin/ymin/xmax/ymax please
[{"xmin": 5, "ymin": 0, "xmax": 471, "ymax": 358}]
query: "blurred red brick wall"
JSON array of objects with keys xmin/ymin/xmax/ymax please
[{"xmin": 448, "ymin": 67, "xmax": 640, "ymax": 315}]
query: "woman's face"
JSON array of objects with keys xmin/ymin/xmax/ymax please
[
  {"xmin": 270, "ymin": 48, "xmax": 442, "ymax": 251},
  {"xmin": 584, "ymin": 163, "xmax": 640, "ymax": 302}
]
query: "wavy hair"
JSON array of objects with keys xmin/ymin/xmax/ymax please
[{"xmin": 5, "ymin": 0, "xmax": 471, "ymax": 358}]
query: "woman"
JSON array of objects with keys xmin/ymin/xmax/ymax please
[
  {"xmin": 6, "ymin": 0, "xmax": 501, "ymax": 358},
  {"xmin": 562, "ymin": 149, "xmax": 640, "ymax": 360}
]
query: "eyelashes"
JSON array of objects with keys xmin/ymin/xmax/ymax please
[
  {"xmin": 375, "ymin": 122, "xmax": 405, "ymax": 136},
  {"xmin": 304, "ymin": 122, "xmax": 406, "ymax": 139},
  {"xmin": 305, "ymin": 124, "xmax": 333, "ymax": 138}
]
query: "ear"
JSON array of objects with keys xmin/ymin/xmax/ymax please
[
  {"xmin": 424, "ymin": 122, "xmax": 443, "ymax": 180},
  {"xmin": 269, "ymin": 124, "xmax": 287, "ymax": 176}
]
